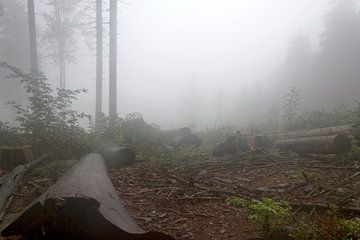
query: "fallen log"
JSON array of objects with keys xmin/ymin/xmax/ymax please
[
  {"xmin": 274, "ymin": 134, "xmax": 351, "ymax": 154},
  {"xmin": 97, "ymin": 146, "xmax": 136, "ymax": 168},
  {"xmin": 282, "ymin": 125, "xmax": 360, "ymax": 139},
  {"xmin": 0, "ymin": 154, "xmax": 48, "ymax": 220},
  {"xmin": 0, "ymin": 153, "xmax": 174, "ymax": 240}
]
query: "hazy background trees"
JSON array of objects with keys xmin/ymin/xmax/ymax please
[
  {"xmin": 42, "ymin": 0, "xmax": 83, "ymax": 89},
  {"xmin": 0, "ymin": 0, "xmax": 360, "ymax": 131}
]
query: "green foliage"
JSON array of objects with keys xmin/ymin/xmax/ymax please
[
  {"xmin": 0, "ymin": 122, "xmax": 21, "ymax": 146},
  {"xmin": 0, "ymin": 62, "xmax": 91, "ymax": 159},
  {"xmin": 227, "ymin": 197, "xmax": 292, "ymax": 238},
  {"xmin": 249, "ymin": 198, "xmax": 292, "ymax": 238},
  {"xmin": 337, "ymin": 219, "xmax": 360, "ymax": 240},
  {"xmin": 226, "ymin": 196, "xmax": 248, "ymax": 208},
  {"xmin": 92, "ymin": 112, "xmax": 164, "ymax": 153}
]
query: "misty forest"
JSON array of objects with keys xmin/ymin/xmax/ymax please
[{"xmin": 1, "ymin": 0, "xmax": 360, "ymax": 239}]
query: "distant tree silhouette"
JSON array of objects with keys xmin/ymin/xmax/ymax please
[
  {"xmin": 315, "ymin": 0, "xmax": 360, "ymax": 100},
  {"xmin": 43, "ymin": 0, "xmax": 83, "ymax": 89}
]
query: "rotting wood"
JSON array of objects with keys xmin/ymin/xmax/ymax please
[
  {"xmin": 274, "ymin": 134, "xmax": 352, "ymax": 154},
  {"xmin": 0, "ymin": 154, "xmax": 48, "ymax": 220},
  {"xmin": 0, "ymin": 153, "xmax": 174, "ymax": 240}
]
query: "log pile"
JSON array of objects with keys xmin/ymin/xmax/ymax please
[{"xmin": 0, "ymin": 153, "xmax": 173, "ymax": 240}]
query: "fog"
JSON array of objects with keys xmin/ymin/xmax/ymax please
[{"xmin": 1, "ymin": 0, "xmax": 360, "ymax": 129}]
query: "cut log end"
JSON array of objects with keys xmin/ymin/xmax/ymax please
[{"xmin": 334, "ymin": 134, "xmax": 352, "ymax": 154}]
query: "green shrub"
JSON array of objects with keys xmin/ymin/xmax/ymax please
[
  {"xmin": 249, "ymin": 198, "xmax": 292, "ymax": 238},
  {"xmin": 226, "ymin": 196, "xmax": 248, "ymax": 208},
  {"xmin": 337, "ymin": 218, "xmax": 360, "ymax": 240},
  {"xmin": 1, "ymin": 62, "xmax": 91, "ymax": 159}
]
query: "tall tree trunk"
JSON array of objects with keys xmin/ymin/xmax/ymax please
[
  {"xmin": 95, "ymin": 0, "xmax": 103, "ymax": 130},
  {"xmin": 27, "ymin": 0, "xmax": 38, "ymax": 78},
  {"xmin": 109, "ymin": 0, "xmax": 117, "ymax": 129}
]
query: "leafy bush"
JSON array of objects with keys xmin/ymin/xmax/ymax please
[
  {"xmin": 227, "ymin": 197, "xmax": 292, "ymax": 239},
  {"xmin": 249, "ymin": 198, "xmax": 292, "ymax": 238},
  {"xmin": 337, "ymin": 219, "xmax": 360, "ymax": 240},
  {"xmin": 0, "ymin": 62, "xmax": 91, "ymax": 159},
  {"xmin": 0, "ymin": 122, "xmax": 22, "ymax": 146},
  {"xmin": 91, "ymin": 112, "xmax": 164, "ymax": 153}
]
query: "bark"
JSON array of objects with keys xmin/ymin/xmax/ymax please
[
  {"xmin": 0, "ymin": 153, "xmax": 173, "ymax": 240},
  {"xmin": 283, "ymin": 125, "xmax": 360, "ymax": 139},
  {"xmin": 0, "ymin": 154, "xmax": 48, "ymax": 220},
  {"xmin": 109, "ymin": 0, "xmax": 117, "ymax": 129},
  {"xmin": 95, "ymin": 0, "xmax": 103, "ymax": 131},
  {"xmin": 274, "ymin": 134, "xmax": 351, "ymax": 154},
  {"xmin": 27, "ymin": 0, "xmax": 39, "ymax": 77},
  {"xmin": 97, "ymin": 146, "xmax": 135, "ymax": 168}
]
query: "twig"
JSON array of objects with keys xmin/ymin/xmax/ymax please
[
  {"xmin": 326, "ymin": 171, "xmax": 360, "ymax": 196},
  {"xmin": 338, "ymin": 189, "xmax": 360, "ymax": 205}
]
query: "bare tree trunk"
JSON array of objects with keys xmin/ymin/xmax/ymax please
[
  {"xmin": 95, "ymin": 0, "xmax": 103, "ymax": 130},
  {"xmin": 27, "ymin": 0, "xmax": 38, "ymax": 78},
  {"xmin": 109, "ymin": 0, "xmax": 117, "ymax": 129}
]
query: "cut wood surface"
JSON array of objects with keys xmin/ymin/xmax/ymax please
[
  {"xmin": 0, "ymin": 153, "xmax": 173, "ymax": 240},
  {"xmin": 274, "ymin": 134, "xmax": 352, "ymax": 154},
  {"xmin": 0, "ymin": 154, "xmax": 48, "ymax": 220},
  {"xmin": 282, "ymin": 125, "xmax": 360, "ymax": 139}
]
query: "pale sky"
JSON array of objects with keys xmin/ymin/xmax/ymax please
[{"xmin": 48, "ymin": 0, "xmax": 331, "ymax": 128}]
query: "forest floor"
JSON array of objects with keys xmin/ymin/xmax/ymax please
[
  {"xmin": 1, "ymin": 149, "xmax": 360, "ymax": 239},
  {"xmin": 109, "ymin": 149, "xmax": 360, "ymax": 240}
]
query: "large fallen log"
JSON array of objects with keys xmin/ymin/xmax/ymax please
[
  {"xmin": 0, "ymin": 153, "xmax": 174, "ymax": 240},
  {"xmin": 274, "ymin": 134, "xmax": 351, "ymax": 154},
  {"xmin": 0, "ymin": 154, "xmax": 48, "ymax": 220},
  {"xmin": 97, "ymin": 145, "xmax": 135, "ymax": 168},
  {"xmin": 282, "ymin": 125, "xmax": 360, "ymax": 139}
]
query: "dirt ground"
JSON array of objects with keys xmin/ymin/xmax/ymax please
[
  {"xmin": 109, "ymin": 149, "xmax": 360, "ymax": 239},
  {"xmin": 1, "ymin": 149, "xmax": 360, "ymax": 239}
]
